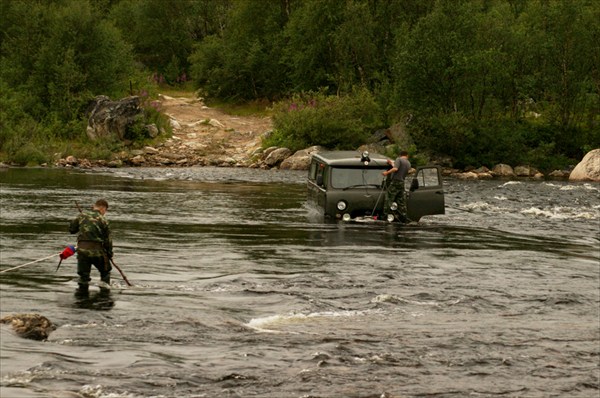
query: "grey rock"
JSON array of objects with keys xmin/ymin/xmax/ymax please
[
  {"xmin": 492, "ymin": 164, "xmax": 515, "ymax": 177},
  {"xmin": 280, "ymin": 146, "xmax": 323, "ymax": 170},
  {"xmin": 145, "ymin": 124, "xmax": 159, "ymax": 138},
  {"xmin": 264, "ymin": 147, "xmax": 292, "ymax": 167},
  {"xmin": 86, "ymin": 96, "xmax": 142, "ymax": 141}
]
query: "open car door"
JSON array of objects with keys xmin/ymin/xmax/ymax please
[{"xmin": 406, "ymin": 166, "xmax": 445, "ymax": 221}]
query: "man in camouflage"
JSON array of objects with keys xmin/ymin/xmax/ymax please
[
  {"xmin": 382, "ymin": 151, "xmax": 411, "ymax": 223},
  {"xmin": 69, "ymin": 199, "xmax": 113, "ymax": 293}
]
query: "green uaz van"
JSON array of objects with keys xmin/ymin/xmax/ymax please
[{"xmin": 307, "ymin": 151, "xmax": 445, "ymax": 222}]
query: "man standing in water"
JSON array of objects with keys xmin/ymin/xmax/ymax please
[
  {"xmin": 69, "ymin": 199, "xmax": 112, "ymax": 294},
  {"xmin": 382, "ymin": 151, "xmax": 411, "ymax": 222}
]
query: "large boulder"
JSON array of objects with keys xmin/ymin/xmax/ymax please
[
  {"xmin": 86, "ymin": 96, "xmax": 142, "ymax": 141},
  {"xmin": 386, "ymin": 122, "xmax": 415, "ymax": 149},
  {"xmin": 569, "ymin": 149, "xmax": 600, "ymax": 181},
  {"xmin": 264, "ymin": 147, "xmax": 292, "ymax": 167},
  {"xmin": 280, "ymin": 146, "xmax": 323, "ymax": 170}
]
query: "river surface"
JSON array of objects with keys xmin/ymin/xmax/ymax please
[{"xmin": 0, "ymin": 167, "xmax": 598, "ymax": 398}]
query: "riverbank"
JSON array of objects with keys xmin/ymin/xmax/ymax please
[{"xmin": 1, "ymin": 92, "xmax": 595, "ymax": 181}]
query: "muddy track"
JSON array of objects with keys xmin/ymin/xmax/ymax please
[{"xmin": 158, "ymin": 94, "xmax": 272, "ymax": 164}]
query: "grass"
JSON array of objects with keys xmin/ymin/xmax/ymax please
[
  {"xmin": 155, "ymin": 82, "xmax": 197, "ymax": 98},
  {"xmin": 204, "ymin": 98, "xmax": 273, "ymax": 117},
  {"xmin": 155, "ymin": 83, "xmax": 272, "ymax": 117}
]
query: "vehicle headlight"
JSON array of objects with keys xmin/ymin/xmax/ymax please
[
  {"xmin": 386, "ymin": 214, "xmax": 395, "ymax": 222},
  {"xmin": 336, "ymin": 201, "xmax": 347, "ymax": 211},
  {"xmin": 390, "ymin": 202, "xmax": 398, "ymax": 211},
  {"xmin": 342, "ymin": 213, "xmax": 351, "ymax": 222}
]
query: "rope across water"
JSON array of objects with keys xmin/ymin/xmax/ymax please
[{"xmin": 0, "ymin": 253, "xmax": 60, "ymax": 274}]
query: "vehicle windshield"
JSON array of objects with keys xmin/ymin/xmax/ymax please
[{"xmin": 330, "ymin": 167, "xmax": 386, "ymax": 189}]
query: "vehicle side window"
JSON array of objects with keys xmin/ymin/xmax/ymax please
[
  {"xmin": 414, "ymin": 168, "xmax": 441, "ymax": 188},
  {"xmin": 320, "ymin": 165, "xmax": 328, "ymax": 187},
  {"xmin": 309, "ymin": 161, "xmax": 318, "ymax": 181},
  {"xmin": 316, "ymin": 163, "xmax": 326, "ymax": 187}
]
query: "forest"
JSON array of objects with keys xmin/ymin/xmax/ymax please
[{"xmin": 0, "ymin": 0, "xmax": 598, "ymax": 171}]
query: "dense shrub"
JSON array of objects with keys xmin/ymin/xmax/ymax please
[
  {"xmin": 267, "ymin": 88, "xmax": 383, "ymax": 151},
  {"xmin": 410, "ymin": 114, "xmax": 579, "ymax": 170}
]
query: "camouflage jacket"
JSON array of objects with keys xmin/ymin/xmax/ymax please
[{"xmin": 69, "ymin": 210, "xmax": 113, "ymax": 258}]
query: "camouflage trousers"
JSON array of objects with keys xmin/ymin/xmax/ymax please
[
  {"xmin": 76, "ymin": 249, "xmax": 112, "ymax": 287},
  {"xmin": 384, "ymin": 179, "xmax": 409, "ymax": 222}
]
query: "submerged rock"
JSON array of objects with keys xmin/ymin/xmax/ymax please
[{"xmin": 1, "ymin": 313, "xmax": 56, "ymax": 341}]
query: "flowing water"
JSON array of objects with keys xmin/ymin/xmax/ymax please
[{"xmin": 0, "ymin": 167, "xmax": 598, "ymax": 398}]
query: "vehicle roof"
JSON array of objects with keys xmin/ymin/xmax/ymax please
[{"xmin": 312, "ymin": 151, "xmax": 390, "ymax": 167}]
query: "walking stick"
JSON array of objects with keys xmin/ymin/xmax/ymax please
[{"xmin": 110, "ymin": 258, "xmax": 133, "ymax": 287}]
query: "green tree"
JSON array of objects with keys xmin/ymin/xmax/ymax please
[
  {"xmin": 190, "ymin": 0, "xmax": 289, "ymax": 100},
  {"xmin": 505, "ymin": 0, "xmax": 600, "ymax": 158},
  {"xmin": 0, "ymin": 0, "xmax": 136, "ymax": 162},
  {"xmin": 111, "ymin": 0, "xmax": 229, "ymax": 84},
  {"xmin": 282, "ymin": 0, "xmax": 343, "ymax": 92}
]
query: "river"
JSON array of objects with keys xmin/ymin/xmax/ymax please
[{"xmin": 1, "ymin": 167, "xmax": 598, "ymax": 398}]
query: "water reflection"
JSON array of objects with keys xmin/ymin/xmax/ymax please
[{"xmin": 72, "ymin": 289, "xmax": 114, "ymax": 311}]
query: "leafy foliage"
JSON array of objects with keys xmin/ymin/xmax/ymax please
[
  {"xmin": 0, "ymin": 0, "xmax": 598, "ymax": 169},
  {"xmin": 268, "ymin": 88, "xmax": 382, "ymax": 151},
  {"xmin": 110, "ymin": 0, "xmax": 228, "ymax": 84},
  {"xmin": 190, "ymin": 0, "xmax": 289, "ymax": 100},
  {"xmin": 0, "ymin": 0, "xmax": 139, "ymax": 163}
]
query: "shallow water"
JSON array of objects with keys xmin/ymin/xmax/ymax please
[{"xmin": 1, "ymin": 167, "xmax": 599, "ymax": 398}]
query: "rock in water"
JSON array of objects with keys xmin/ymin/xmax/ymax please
[{"xmin": 1, "ymin": 313, "xmax": 56, "ymax": 340}]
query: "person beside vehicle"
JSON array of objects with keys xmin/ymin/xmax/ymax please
[
  {"xmin": 382, "ymin": 151, "xmax": 411, "ymax": 222},
  {"xmin": 69, "ymin": 199, "xmax": 113, "ymax": 294}
]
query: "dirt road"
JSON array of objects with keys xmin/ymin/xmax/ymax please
[{"xmin": 158, "ymin": 94, "xmax": 272, "ymax": 164}]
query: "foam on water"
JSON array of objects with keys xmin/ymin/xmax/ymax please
[
  {"xmin": 462, "ymin": 201, "xmax": 505, "ymax": 212},
  {"xmin": 521, "ymin": 206, "xmax": 599, "ymax": 219},
  {"xmin": 246, "ymin": 309, "xmax": 382, "ymax": 332},
  {"xmin": 498, "ymin": 181, "xmax": 522, "ymax": 187}
]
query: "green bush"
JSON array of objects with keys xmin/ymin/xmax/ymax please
[
  {"xmin": 267, "ymin": 88, "xmax": 383, "ymax": 151},
  {"xmin": 409, "ymin": 113, "xmax": 585, "ymax": 170},
  {"xmin": 11, "ymin": 144, "xmax": 49, "ymax": 166},
  {"xmin": 410, "ymin": 113, "xmax": 475, "ymax": 167},
  {"xmin": 124, "ymin": 92, "xmax": 172, "ymax": 144}
]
